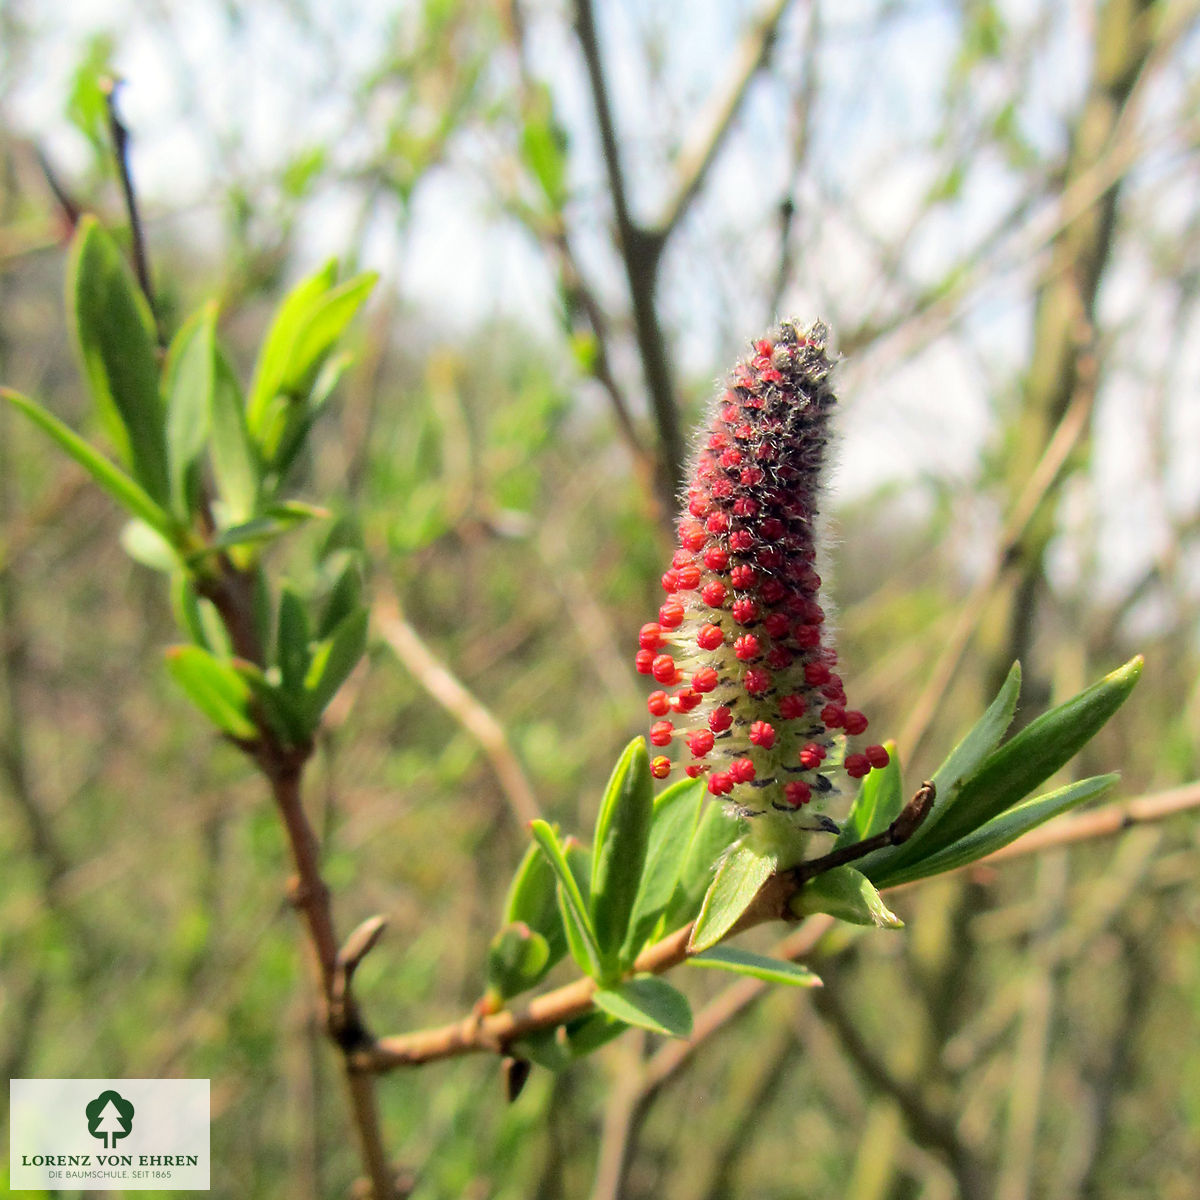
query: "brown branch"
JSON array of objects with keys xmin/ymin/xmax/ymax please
[{"xmin": 373, "ymin": 585, "xmax": 542, "ymax": 827}]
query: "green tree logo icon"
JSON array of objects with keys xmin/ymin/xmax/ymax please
[{"xmin": 85, "ymin": 1090, "xmax": 135, "ymax": 1149}]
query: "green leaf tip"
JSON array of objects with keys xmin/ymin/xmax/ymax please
[{"xmin": 688, "ymin": 840, "xmax": 776, "ymax": 953}]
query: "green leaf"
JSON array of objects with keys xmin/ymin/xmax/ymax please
[
  {"xmin": 318, "ymin": 561, "xmax": 363, "ymax": 639},
  {"xmin": 662, "ymin": 801, "xmax": 744, "ymax": 932},
  {"xmin": 2, "ymin": 388, "xmax": 177, "ymax": 540},
  {"xmin": 503, "ymin": 841, "xmax": 567, "ymax": 972},
  {"xmin": 276, "ymin": 588, "xmax": 311, "ymax": 695},
  {"xmin": 163, "ymin": 304, "xmax": 216, "ymax": 517},
  {"xmin": 590, "ymin": 738, "xmax": 654, "ymax": 977},
  {"xmin": 688, "ymin": 840, "xmax": 776, "ymax": 953},
  {"xmin": 896, "ymin": 657, "xmax": 1141, "ymax": 863},
  {"xmin": 247, "ymin": 260, "xmax": 338, "ymax": 437},
  {"xmin": 563, "ymin": 1011, "xmax": 628, "ymax": 1057},
  {"xmin": 486, "ymin": 922, "xmax": 551, "ymax": 1002},
  {"xmin": 688, "ymin": 945, "xmax": 823, "ymax": 988},
  {"xmin": 303, "ymin": 608, "xmax": 368, "ymax": 721},
  {"xmin": 836, "ymin": 741, "xmax": 902, "ymax": 849},
  {"xmin": 529, "ymin": 820, "xmax": 603, "ymax": 979},
  {"xmin": 279, "ymin": 273, "xmax": 376, "ymax": 398},
  {"xmin": 231, "ymin": 658, "xmax": 312, "ymax": 746},
  {"xmin": 933, "ymin": 661, "xmax": 1023, "ymax": 801},
  {"xmin": 209, "ymin": 349, "xmax": 260, "ymax": 525},
  {"xmin": 871, "ymin": 774, "xmax": 1118, "ymax": 888},
  {"xmin": 164, "ymin": 645, "xmax": 258, "ymax": 740},
  {"xmin": 120, "ymin": 519, "xmax": 179, "ymax": 573},
  {"xmin": 520, "ymin": 86, "xmax": 568, "ymax": 208},
  {"xmin": 170, "ymin": 573, "xmax": 210, "ymax": 648},
  {"xmin": 792, "ymin": 865, "xmax": 903, "ymax": 928},
  {"xmin": 67, "ymin": 216, "xmax": 169, "ymax": 504},
  {"xmin": 622, "ymin": 776, "xmax": 706, "ymax": 960},
  {"xmin": 593, "ymin": 976, "xmax": 692, "ymax": 1039}
]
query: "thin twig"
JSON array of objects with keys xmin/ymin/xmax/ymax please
[
  {"xmin": 101, "ymin": 79, "xmax": 157, "ymax": 332},
  {"xmin": 373, "ymin": 585, "xmax": 542, "ymax": 826}
]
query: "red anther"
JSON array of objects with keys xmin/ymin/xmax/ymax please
[
  {"xmin": 754, "ymin": 339, "xmax": 772, "ymax": 356},
  {"xmin": 711, "ymin": 478, "xmax": 733, "ymax": 499},
  {"xmin": 763, "ymin": 612, "xmax": 791, "ymax": 639},
  {"xmin": 686, "ymin": 729, "xmax": 715, "ymax": 757},
  {"xmin": 778, "ymin": 694, "xmax": 806, "ymax": 719},
  {"xmin": 821, "ymin": 704, "xmax": 846, "ymax": 729},
  {"xmin": 760, "ymin": 517, "xmax": 785, "ymax": 540},
  {"xmin": 677, "ymin": 565, "xmax": 702, "ymax": 590},
  {"xmin": 730, "ymin": 565, "xmax": 757, "ymax": 590},
  {"xmin": 740, "ymin": 466, "xmax": 764, "ymax": 486},
  {"xmin": 734, "ymin": 634, "xmax": 761, "ymax": 661},
  {"xmin": 652, "ymin": 654, "xmax": 678, "ymax": 684},
  {"xmin": 673, "ymin": 690, "xmax": 703, "ymax": 714},
  {"xmin": 647, "ymin": 691, "xmax": 670, "ymax": 717},
  {"xmin": 704, "ymin": 546, "xmax": 730, "ymax": 571},
  {"xmin": 749, "ymin": 720, "xmax": 776, "ymax": 749},
  {"xmin": 821, "ymin": 646, "xmax": 839, "ymax": 665},
  {"xmin": 649, "ymin": 720, "xmax": 674, "ymax": 747},
  {"xmin": 719, "ymin": 448, "xmax": 742, "ymax": 469},
  {"xmin": 708, "ymin": 431, "xmax": 729, "ymax": 451},
  {"xmin": 635, "ymin": 649, "xmax": 655, "ymax": 675},
  {"xmin": 753, "ymin": 353, "xmax": 771, "ymax": 370},
  {"xmin": 843, "ymin": 710, "xmax": 869, "ymax": 736},
  {"xmin": 730, "ymin": 529, "xmax": 754, "ymax": 552},
  {"xmin": 685, "ymin": 763, "xmax": 708, "ymax": 778},
  {"xmin": 680, "ymin": 522, "xmax": 706, "ymax": 552},
  {"xmin": 708, "ymin": 772, "xmax": 735, "ymax": 796},
  {"xmin": 705, "ymin": 511, "xmax": 730, "ymax": 534},
  {"xmin": 639, "ymin": 622, "xmax": 663, "ymax": 651},
  {"xmin": 757, "ymin": 546, "xmax": 783, "ymax": 569},
  {"xmin": 760, "ymin": 367, "xmax": 784, "ymax": 384},
  {"xmin": 785, "ymin": 781, "xmax": 812, "ymax": 807},
  {"xmin": 794, "ymin": 623, "xmax": 821, "ymax": 648},
  {"xmin": 822, "ymin": 684, "xmax": 847, "ymax": 705},
  {"xmin": 672, "ymin": 549, "xmax": 694, "ymax": 569},
  {"xmin": 730, "ymin": 758, "xmax": 756, "ymax": 783},
  {"xmin": 845, "ymin": 754, "xmax": 870, "ymax": 779},
  {"xmin": 688, "ymin": 495, "xmax": 710, "ymax": 518},
  {"xmin": 697, "ymin": 624, "xmax": 725, "ymax": 651},
  {"xmin": 735, "ymin": 424, "xmax": 755, "ymax": 441},
  {"xmin": 659, "ymin": 601, "xmax": 685, "ymax": 629},
  {"xmin": 744, "ymin": 667, "xmax": 771, "ymax": 695},
  {"xmin": 661, "ymin": 570, "xmax": 680, "ymax": 593},
  {"xmin": 865, "ymin": 744, "xmax": 890, "ymax": 769},
  {"xmin": 766, "ymin": 647, "xmax": 793, "ymax": 671},
  {"xmin": 701, "ymin": 581, "xmax": 728, "ymax": 607},
  {"xmin": 733, "ymin": 497, "xmax": 758, "ymax": 517},
  {"xmin": 732, "ymin": 598, "xmax": 759, "ymax": 625},
  {"xmin": 805, "ymin": 661, "xmax": 831, "ymax": 686},
  {"xmin": 651, "ymin": 756, "xmax": 672, "ymax": 779},
  {"xmin": 708, "ymin": 706, "xmax": 733, "ymax": 733},
  {"xmin": 721, "ymin": 404, "xmax": 740, "ymax": 422},
  {"xmin": 803, "ymin": 600, "xmax": 825, "ymax": 624},
  {"xmin": 798, "ymin": 745, "xmax": 821, "ymax": 770},
  {"xmin": 760, "ymin": 579, "xmax": 786, "ymax": 604},
  {"xmin": 692, "ymin": 667, "xmax": 719, "ymax": 693}
]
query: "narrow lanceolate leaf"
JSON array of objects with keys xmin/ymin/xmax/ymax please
[
  {"xmin": 529, "ymin": 821, "xmax": 603, "ymax": 978},
  {"xmin": 592, "ymin": 976, "xmax": 693, "ymax": 1039},
  {"xmin": 163, "ymin": 303, "xmax": 217, "ymax": 517},
  {"xmin": 275, "ymin": 587, "xmax": 311, "ymax": 695},
  {"xmin": 247, "ymin": 260, "xmax": 337, "ymax": 438},
  {"xmin": 277, "ymin": 272, "xmax": 377, "ymax": 401},
  {"xmin": 231, "ymin": 659, "xmax": 311, "ymax": 746},
  {"xmin": 871, "ymin": 775, "xmax": 1118, "ymax": 889},
  {"xmin": 792, "ymin": 865, "xmax": 902, "ymax": 928},
  {"xmin": 688, "ymin": 839, "xmax": 776, "ymax": 953},
  {"xmin": 590, "ymin": 738, "xmax": 654, "ymax": 976},
  {"xmin": 67, "ymin": 216, "xmax": 170, "ymax": 505},
  {"xmin": 688, "ymin": 945, "xmax": 822, "ymax": 988},
  {"xmin": 210, "ymin": 349, "xmax": 260, "ymax": 525},
  {"xmin": 303, "ymin": 607, "xmax": 368, "ymax": 721},
  {"xmin": 893, "ymin": 657, "xmax": 1142, "ymax": 863},
  {"xmin": 120, "ymin": 519, "xmax": 179, "ymax": 573},
  {"xmin": 3, "ymin": 388, "xmax": 176, "ymax": 540},
  {"xmin": 164, "ymin": 645, "xmax": 258, "ymax": 741},
  {"xmin": 622, "ymin": 775, "xmax": 706, "ymax": 961},
  {"xmin": 318, "ymin": 561, "xmax": 363, "ymax": 639},
  {"xmin": 503, "ymin": 842, "xmax": 568, "ymax": 971},
  {"xmin": 486, "ymin": 922, "xmax": 551, "ymax": 1002},
  {"xmin": 836, "ymin": 741, "xmax": 903, "ymax": 849},
  {"xmin": 661, "ymin": 801, "xmax": 744, "ymax": 932}
]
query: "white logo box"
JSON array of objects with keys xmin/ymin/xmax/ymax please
[{"xmin": 10, "ymin": 1079, "xmax": 209, "ymax": 1191}]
